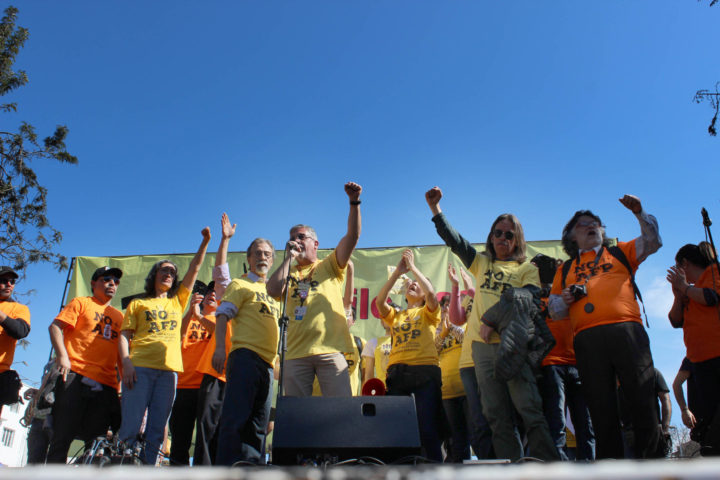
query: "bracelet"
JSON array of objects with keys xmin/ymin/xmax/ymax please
[{"xmin": 350, "ymin": 200, "xmax": 361, "ymax": 205}]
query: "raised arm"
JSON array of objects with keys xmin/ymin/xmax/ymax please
[
  {"xmin": 344, "ymin": 259, "xmax": 355, "ymax": 312},
  {"xmin": 181, "ymin": 227, "xmax": 211, "ymax": 292},
  {"xmin": 667, "ymin": 264, "xmax": 716, "ymax": 307},
  {"xmin": 336, "ymin": 182, "xmax": 362, "ymax": 268},
  {"xmin": 376, "ymin": 256, "xmax": 408, "ymax": 320},
  {"xmin": 186, "ymin": 293, "xmax": 215, "ymax": 334},
  {"xmin": 666, "ymin": 275, "xmax": 686, "ymax": 328},
  {"xmin": 213, "ymin": 213, "xmax": 236, "ymax": 299},
  {"xmin": 459, "ymin": 266, "xmax": 474, "ymax": 292},
  {"xmin": 448, "ymin": 266, "xmax": 466, "ymax": 326},
  {"xmin": 425, "ymin": 187, "xmax": 477, "ymax": 268},
  {"xmin": 619, "ymin": 194, "xmax": 662, "ymax": 263},
  {"xmin": 405, "ymin": 250, "xmax": 438, "ymax": 312}
]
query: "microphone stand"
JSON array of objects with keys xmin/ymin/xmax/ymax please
[
  {"xmin": 276, "ymin": 272, "xmax": 293, "ymax": 402},
  {"xmin": 701, "ymin": 208, "xmax": 720, "ymax": 323},
  {"xmin": 701, "ymin": 208, "xmax": 720, "ymax": 272}
]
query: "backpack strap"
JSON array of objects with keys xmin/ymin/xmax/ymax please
[
  {"xmin": 561, "ymin": 258, "xmax": 573, "ymax": 290},
  {"xmin": 607, "ymin": 245, "xmax": 649, "ymax": 328},
  {"xmin": 561, "ymin": 246, "xmax": 649, "ymax": 327},
  {"xmin": 354, "ymin": 335, "xmax": 364, "ymax": 358}
]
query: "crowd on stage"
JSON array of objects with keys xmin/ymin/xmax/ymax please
[{"xmin": 0, "ymin": 182, "xmax": 718, "ymax": 466}]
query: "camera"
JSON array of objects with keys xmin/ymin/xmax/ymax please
[{"xmin": 568, "ymin": 284, "xmax": 587, "ymax": 301}]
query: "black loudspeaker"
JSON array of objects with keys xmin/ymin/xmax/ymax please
[{"xmin": 272, "ymin": 396, "xmax": 421, "ymax": 465}]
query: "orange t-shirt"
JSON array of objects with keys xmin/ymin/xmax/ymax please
[
  {"xmin": 0, "ymin": 301, "xmax": 30, "ymax": 374},
  {"xmin": 551, "ymin": 241, "xmax": 641, "ymax": 335},
  {"xmin": 55, "ymin": 296, "xmax": 123, "ymax": 388},
  {"xmin": 197, "ymin": 318, "xmax": 232, "ymax": 383},
  {"xmin": 683, "ymin": 265, "xmax": 720, "ymax": 363},
  {"xmin": 177, "ymin": 316, "xmax": 213, "ymax": 389},
  {"xmin": 542, "ymin": 315, "xmax": 575, "ymax": 366}
]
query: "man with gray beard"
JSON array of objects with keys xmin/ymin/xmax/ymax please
[{"xmin": 211, "ymin": 238, "xmax": 280, "ymax": 465}]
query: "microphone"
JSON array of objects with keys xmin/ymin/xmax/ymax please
[{"xmin": 702, "ymin": 208, "xmax": 712, "ymax": 227}]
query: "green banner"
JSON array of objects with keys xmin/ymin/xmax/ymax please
[{"xmin": 69, "ymin": 241, "xmax": 565, "ymax": 343}]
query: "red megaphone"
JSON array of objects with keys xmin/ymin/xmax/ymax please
[{"xmin": 362, "ymin": 378, "xmax": 386, "ymax": 396}]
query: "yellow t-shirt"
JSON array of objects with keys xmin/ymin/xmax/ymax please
[
  {"xmin": 222, "ymin": 275, "xmax": 280, "ymax": 366},
  {"xmin": 383, "ymin": 304, "xmax": 441, "ymax": 368},
  {"xmin": 311, "ymin": 336, "xmax": 364, "ymax": 396},
  {"xmin": 122, "ymin": 285, "xmax": 191, "ymax": 372},
  {"xmin": 286, "ymin": 251, "xmax": 355, "ymax": 360},
  {"xmin": 459, "ymin": 255, "xmax": 540, "ymax": 368},
  {"xmin": 374, "ymin": 336, "xmax": 392, "ymax": 383},
  {"xmin": 438, "ymin": 324, "xmax": 465, "ymax": 399}
]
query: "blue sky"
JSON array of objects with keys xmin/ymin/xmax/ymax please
[{"xmin": 3, "ymin": 1, "xmax": 719, "ymax": 431}]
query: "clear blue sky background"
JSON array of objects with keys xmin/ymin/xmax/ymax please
[{"xmin": 3, "ymin": 1, "xmax": 719, "ymax": 432}]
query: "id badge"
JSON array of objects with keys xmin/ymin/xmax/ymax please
[{"xmin": 294, "ymin": 306, "xmax": 307, "ymax": 321}]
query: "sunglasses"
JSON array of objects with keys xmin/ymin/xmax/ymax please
[
  {"xmin": 158, "ymin": 267, "xmax": 177, "ymax": 277},
  {"xmin": 291, "ymin": 233, "xmax": 313, "ymax": 242},
  {"xmin": 493, "ymin": 230, "xmax": 515, "ymax": 240},
  {"xmin": 576, "ymin": 220, "xmax": 601, "ymax": 228},
  {"xmin": 0, "ymin": 277, "xmax": 16, "ymax": 286},
  {"xmin": 101, "ymin": 275, "xmax": 120, "ymax": 285}
]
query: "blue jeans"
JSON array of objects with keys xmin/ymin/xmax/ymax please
[
  {"xmin": 459, "ymin": 366, "xmax": 495, "ymax": 459},
  {"xmin": 117, "ymin": 366, "xmax": 177, "ymax": 465},
  {"xmin": 539, "ymin": 364, "xmax": 595, "ymax": 460},
  {"xmin": 215, "ymin": 348, "xmax": 273, "ymax": 465}
]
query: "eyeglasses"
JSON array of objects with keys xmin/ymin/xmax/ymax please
[
  {"xmin": 493, "ymin": 230, "xmax": 515, "ymax": 240},
  {"xmin": 290, "ymin": 233, "xmax": 313, "ymax": 242},
  {"xmin": 252, "ymin": 250, "xmax": 273, "ymax": 259},
  {"xmin": 576, "ymin": 220, "xmax": 601, "ymax": 228},
  {"xmin": 0, "ymin": 277, "xmax": 16, "ymax": 286},
  {"xmin": 158, "ymin": 267, "xmax": 177, "ymax": 277},
  {"xmin": 101, "ymin": 276, "xmax": 120, "ymax": 285}
]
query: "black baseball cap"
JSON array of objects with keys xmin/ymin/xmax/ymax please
[
  {"xmin": 91, "ymin": 266, "xmax": 123, "ymax": 281},
  {"xmin": 0, "ymin": 266, "xmax": 19, "ymax": 279}
]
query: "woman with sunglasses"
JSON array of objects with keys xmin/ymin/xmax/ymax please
[
  {"xmin": 117, "ymin": 227, "xmax": 211, "ymax": 465},
  {"xmin": 425, "ymin": 187, "xmax": 558, "ymax": 462},
  {"xmin": 668, "ymin": 241, "xmax": 720, "ymax": 455}
]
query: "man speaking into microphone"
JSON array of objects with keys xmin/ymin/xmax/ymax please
[{"xmin": 267, "ymin": 182, "xmax": 362, "ymax": 397}]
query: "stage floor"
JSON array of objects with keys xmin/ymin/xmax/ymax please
[{"xmin": 5, "ymin": 458, "xmax": 720, "ymax": 480}]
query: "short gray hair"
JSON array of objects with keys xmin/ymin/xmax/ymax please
[
  {"xmin": 289, "ymin": 224, "xmax": 317, "ymax": 241},
  {"xmin": 247, "ymin": 238, "xmax": 275, "ymax": 259}
]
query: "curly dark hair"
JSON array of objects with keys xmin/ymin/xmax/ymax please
[
  {"xmin": 561, "ymin": 210, "xmax": 611, "ymax": 258},
  {"xmin": 144, "ymin": 259, "xmax": 180, "ymax": 298}
]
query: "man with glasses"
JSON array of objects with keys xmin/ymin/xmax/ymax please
[
  {"xmin": 46, "ymin": 266, "xmax": 124, "ymax": 463},
  {"xmin": 211, "ymin": 237, "xmax": 279, "ymax": 465},
  {"xmin": 548, "ymin": 195, "xmax": 662, "ymax": 459},
  {"xmin": 0, "ymin": 266, "xmax": 30, "ymax": 413},
  {"xmin": 267, "ymin": 182, "xmax": 362, "ymax": 397}
]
